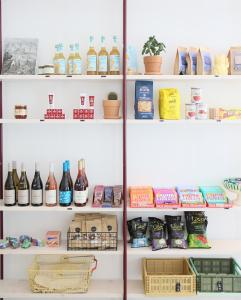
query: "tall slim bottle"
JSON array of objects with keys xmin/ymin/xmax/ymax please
[
  {"xmin": 98, "ymin": 36, "xmax": 108, "ymax": 75},
  {"xmin": 81, "ymin": 158, "xmax": 89, "ymax": 202},
  {"xmin": 110, "ymin": 36, "xmax": 120, "ymax": 75},
  {"xmin": 12, "ymin": 160, "xmax": 19, "ymax": 203},
  {"xmin": 65, "ymin": 160, "xmax": 73, "ymax": 202},
  {"xmin": 59, "ymin": 162, "xmax": 72, "ymax": 207},
  {"xmin": 73, "ymin": 160, "xmax": 88, "ymax": 207},
  {"xmin": 31, "ymin": 162, "xmax": 43, "ymax": 206},
  {"xmin": 4, "ymin": 162, "xmax": 16, "ymax": 206},
  {"xmin": 73, "ymin": 43, "xmax": 82, "ymax": 75},
  {"xmin": 67, "ymin": 44, "xmax": 74, "ymax": 75},
  {"xmin": 18, "ymin": 163, "xmax": 30, "ymax": 206},
  {"xmin": 87, "ymin": 36, "xmax": 97, "ymax": 75},
  {"xmin": 45, "ymin": 163, "xmax": 57, "ymax": 207}
]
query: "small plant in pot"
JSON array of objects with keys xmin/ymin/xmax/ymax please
[
  {"xmin": 103, "ymin": 92, "xmax": 121, "ymax": 119},
  {"xmin": 142, "ymin": 36, "xmax": 166, "ymax": 75}
]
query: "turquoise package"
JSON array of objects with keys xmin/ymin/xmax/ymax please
[
  {"xmin": 200, "ymin": 186, "xmax": 228, "ymax": 204},
  {"xmin": 135, "ymin": 80, "xmax": 154, "ymax": 119}
]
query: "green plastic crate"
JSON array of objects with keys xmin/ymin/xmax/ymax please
[{"xmin": 189, "ymin": 258, "xmax": 241, "ymax": 293}]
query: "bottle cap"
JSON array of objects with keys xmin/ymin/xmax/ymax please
[
  {"xmin": 75, "ymin": 43, "xmax": 79, "ymax": 51},
  {"xmin": 78, "ymin": 159, "xmax": 82, "ymax": 170},
  {"xmin": 113, "ymin": 35, "xmax": 117, "ymax": 44},
  {"xmin": 49, "ymin": 162, "xmax": 54, "ymax": 173},
  {"xmin": 12, "ymin": 161, "xmax": 17, "ymax": 169},
  {"xmin": 35, "ymin": 162, "xmax": 39, "ymax": 171},
  {"xmin": 21, "ymin": 163, "xmax": 25, "ymax": 171},
  {"xmin": 65, "ymin": 160, "xmax": 70, "ymax": 170},
  {"xmin": 101, "ymin": 36, "xmax": 105, "ymax": 44},
  {"xmin": 8, "ymin": 162, "xmax": 12, "ymax": 171}
]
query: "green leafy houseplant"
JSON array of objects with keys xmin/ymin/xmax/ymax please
[
  {"xmin": 142, "ymin": 36, "xmax": 166, "ymax": 56},
  {"xmin": 142, "ymin": 36, "xmax": 166, "ymax": 74}
]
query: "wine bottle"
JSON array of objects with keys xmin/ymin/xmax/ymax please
[
  {"xmin": 4, "ymin": 162, "xmax": 16, "ymax": 206},
  {"xmin": 31, "ymin": 162, "xmax": 43, "ymax": 206},
  {"xmin": 18, "ymin": 163, "xmax": 30, "ymax": 206},
  {"xmin": 59, "ymin": 161, "xmax": 72, "ymax": 207},
  {"xmin": 81, "ymin": 158, "xmax": 89, "ymax": 202},
  {"xmin": 74, "ymin": 160, "xmax": 88, "ymax": 207},
  {"xmin": 65, "ymin": 160, "xmax": 73, "ymax": 202},
  {"xmin": 45, "ymin": 163, "xmax": 57, "ymax": 207},
  {"xmin": 12, "ymin": 161, "xmax": 19, "ymax": 203}
]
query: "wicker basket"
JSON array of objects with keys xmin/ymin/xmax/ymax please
[
  {"xmin": 28, "ymin": 255, "xmax": 97, "ymax": 293},
  {"xmin": 189, "ymin": 258, "xmax": 241, "ymax": 293},
  {"xmin": 143, "ymin": 258, "xmax": 196, "ymax": 296}
]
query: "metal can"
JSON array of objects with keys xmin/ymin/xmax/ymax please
[
  {"xmin": 196, "ymin": 103, "xmax": 208, "ymax": 120},
  {"xmin": 191, "ymin": 87, "xmax": 202, "ymax": 104},
  {"xmin": 185, "ymin": 103, "xmax": 196, "ymax": 120}
]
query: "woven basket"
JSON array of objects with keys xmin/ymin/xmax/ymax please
[
  {"xmin": 143, "ymin": 258, "xmax": 196, "ymax": 296},
  {"xmin": 28, "ymin": 255, "xmax": 97, "ymax": 293}
]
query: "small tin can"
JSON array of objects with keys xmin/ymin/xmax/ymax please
[
  {"xmin": 191, "ymin": 87, "xmax": 202, "ymax": 104},
  {"xmin": 185, "ymin": 103, "xmax": 196, "ymax": 120},
  {"xmin": 196, "ymin": 103, "xmax": 208, "ymax": 120}
]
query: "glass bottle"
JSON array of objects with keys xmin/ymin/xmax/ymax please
[
  {"xmin": 67, "ymin": 44, "xmax": 74, "ymax": 75},
  {"xmin": 53, "ymin": 43, "xmax": 66, "ymax": 75},
  {"xmin": 59, "ymin": 161, "xmax": 72, "ymax": 207},
  {"xmin": 73, "ymin": 43, "xmax": 82, "ymax": 75},
  {"xmin": 12, "ymin": 160, "xmax": 19, "ymax": 203},
  {"xmin": 65, "ymin": 160, "xmax": 73, "ymax": 202},
  {"xmin": 74, "ymin": 160, "xmax": 88, "ymax": 207},
  {"xmin": 31, "ymin": 162, "xmax": 43, "ymax": 206},
  {"xmin": 81, "ymin": 158, "xmax": 89, "ymax": 202},
  {"xmin": 98, "ymin": 36, "xmax": 108, "ymax": 75},
  {"xmin": 45, "ymin": 163, "xmax": 57, "ymax": 207},
  {"xmin": 87, "ymin": 36, "xmax": 97, "ymax": 75},
  {"xmin": 110, "ymin": 36, "xmax": 120, "ymax": 75},
  {"xmin": 4, "ymin": 162, "xmax": 16, "ymax": 206},
  {"xmin": 18, "ymin": 163, "xmax": 30, "ymax": 206}
]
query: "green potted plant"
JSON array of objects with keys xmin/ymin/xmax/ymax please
[
  {"xmin": 103, "ymin": 92, "xmax": 120, "ymax": 119},
  {"xmin": 142, "ymin": 36, "xmax": 166, "ymax": 74}
]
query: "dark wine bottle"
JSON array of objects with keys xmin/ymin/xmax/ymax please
[
  {"xmin": 65, "ymin": 160, "xmax": 73, "ymax": 202},
  {"xmin": 18, "ymin": 163, "xmax": 30, "ymax": 206},
  {"xmin": 12, "ymin": 161, "xmax": 19, "ymax": 203},
  {"xmin": 59, "ymin": 161, "xmax": 72, "ymax": 207},
  {"xmin": 81, "ymin": 158, "xmax": 89, "ymax": 202},
  {"xmin": 74, "ymin": 160, "xmax": 88, "ymax": 207},
  {"xmin": 4, "ymin": 162, "xmax": 16, "ymax": 206},
  {"xmin": 31, "ymin": 162, "xmax": 43, "ymax": 206}
]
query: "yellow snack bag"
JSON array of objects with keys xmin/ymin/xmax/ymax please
[{"xmin": 159, "ymin": 88, "xmax": 181, "ymax": 120}]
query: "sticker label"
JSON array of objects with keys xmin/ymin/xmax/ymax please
[
  {"xmin": 110, "ymin": 55, "xmax": 120, "ymax": 72},
  {"xmin": 18, "ymin": 189, "xmax": 29, "ymax": 205},
  {"xmin": 73, "ymin": 59, "xmax": 82, "ymax": 74},
  {"xmin": 98, "ymin": 56, "xmax": 108, "ymax": 72},
  {"xmin": 87, "ymin": 55, "xmax": 97, "ymax": 72},
  {"xmin": 4, "ymin": 189, "xmax": 15, "ymax": 205},
  {"xmin": 31, "ymin": 189, "xmax": 43, "ymax": 205},
  {"xmin": 59, "ymin": 191, "xmax": 71, "ymax": 205},
  {"xmin": 54, "ymin": 58, "xmax": 66, "ymax": 74},
  {"xmin": 74, "ymin": 190, "xmax": 87, "ymax": 204},
  {"xmin": 45, "ymin": 190, "xmax": 57, "ymax": 205}
]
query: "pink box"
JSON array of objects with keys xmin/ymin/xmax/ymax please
[{"xmin": 46, "ymin": 231, "xmax": 61, "ymax": 247}]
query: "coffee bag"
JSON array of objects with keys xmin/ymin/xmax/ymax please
[{"xmin": 174, "ymin": 47, "xmax": 188, "ymax": 75}]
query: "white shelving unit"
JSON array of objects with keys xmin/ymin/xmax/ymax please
[
  {"xmin": 0, "ymin": 75, "xmax": 123, "ymax": 80},
  {"xmin": 0, "ymin": 119, "xmax": 122, "ymax": 125}
]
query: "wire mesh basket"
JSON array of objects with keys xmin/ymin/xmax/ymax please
[
  {"xmin": 67, "ymin": 231, "xmax": 118, "ymax": 250},
  {"xmin": 143, "ymin": 258, "xmax": 196, "ymax": 296},
  {"xmin": 28, "ymin": 255, "xmax": 97, "ymax": 293}
]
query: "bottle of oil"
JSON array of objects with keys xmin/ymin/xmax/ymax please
[
  {"xmin": 53, "ymin": 43, "xmax": 66, "ymax": 75},
  {"xmin": 67, "ymin": 44, "xmax": 74, "ymax": 75},
  {"xmin": 98, "ymin": 36, "xmax": 108, "ymax": 75},
  {"xmin": 73, "ymin": 43, "xmax": 82, "ymax": 75},
  {"xmin": 87, "ymin": 36, "xmax": 97, "ymax": 75},
  {"xmin": 110, "ymin": 36, "xmax": 120, "ymax": 75}
]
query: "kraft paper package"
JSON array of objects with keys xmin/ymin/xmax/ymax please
[
  {"xmin": 159, "ymin": 88, "xmax": 181, "ymax": 120},
  {"xmin": 174, "ymin": 47, "xmax": 188, "ymax": 75},
  {"xmin": 228, "ymin": 47, "xmax": 241, "ymax": 75},
  {"xmin": 186, "ymin": 47, "xmax": 198, "ymax": 75},
  {"xmin": 101, "ymin": 214, "xmax": 117, "ymax": 249},
  {"xmin": 197, "ymin": 47, "xmax": 213, "ymax": 75}
]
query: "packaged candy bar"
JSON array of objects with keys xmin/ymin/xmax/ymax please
[
  {"xmin": 129, "ymin": 186, "xmax": 154, "ymax": 208},
  {"xmin": 92, "ymin": 185, "xmax": 104, "ymax": 207},
  {"xmin": 200, "ymin": 186, "xmax": 229, "ymax": 206},
  {"xmin": 102, "ymin": 186, "xmax": 113, "ymax": 208},
  {"xmin": 177, "ymin": 187, "xmax": 205, "ymax": 207},
  {"xmin": 113, "ymin": 185, "xmax": 122, "ymax": 207},
  {"xmin": 153, "ymin": 188, "xmax": 179, "ymax": 208}
]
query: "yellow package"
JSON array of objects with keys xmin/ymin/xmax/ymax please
[{"xmin": 159, "ymin": 88, "xmax": 181, "ymax": 120}]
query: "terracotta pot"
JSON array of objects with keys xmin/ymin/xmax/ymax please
[
  {"xmin": 144, "ymin": 55, "xmax": 162, "ymax": 75},
  {"xmin": 103, "ymin": 100, "xmax": 121, "ymax": 119}
]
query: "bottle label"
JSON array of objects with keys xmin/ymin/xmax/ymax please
[
  {"xmin": 67, "ymin": 60, "xmax": 74, "ymax": 74},
  {"xmin": 18, "ymin": 190, "xmax": 29, "ymax": 205},
  {"xmin": 98, "ymin": 56, "xmax": 108, "ymax": 72},
  {"xmin": 45, "ymin": 190, "xmax": 57, "ymax": 205},
  {"xmin": 74, "ymin": 190, "xmax": 87, "ymax": 204},
  {"xmin": 31, "ymin": 189, "xmax": 43, "ymax": 205},
  {"xmin": 73, "ymin": 59, "xmax": 82, "ymax": 74},
  {"xmin": 110, "ymin": 55, "xmax": 120, "ymax": 72},
  {"xmin": 4, "ymin": 189, "xmax": 15, "ymax": 205},
  {"xmin": 59, "ymin": 191, "xmax": 72, "ymax": 204},
  {"xmin": 87, "ymin": 55, "xmax": 97, "ymax": 72},
  {"xmin": 54, "ymin": 58, "xmax": 66, "ymax": 74}
]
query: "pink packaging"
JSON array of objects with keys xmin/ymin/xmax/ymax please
[{"xmin": 153, "ymin": 188, "xmax": 179, "ymax": 208}]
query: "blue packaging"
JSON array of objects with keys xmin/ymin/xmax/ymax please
[{"xmin": 135, "ymin": 80, "xmax": 154, "ymax": 119}]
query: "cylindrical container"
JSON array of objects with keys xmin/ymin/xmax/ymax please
[
  {"xmin": 43, "ymin": 65, "xmax": 55, "ymax": 75},
  {"xmin": 80, "ymin": 93, "xmax": 87, "ymax": 108},
  {"xmin": 89, "ymin": 96, "xmax": 95, "ymax": 107},
  {"xmin": 196, "ymin": 103, "xmax": 208, "ymax": 120},
  {"xmin": 15, "ymin": 105, "xmax": 27, "ymax": 119},
  {"xmin": 38, "ymin": 66, "xmax": 44, "ymax": 75},
  {"xmin": 191, "ymin": 87, "xmax": 202, "ymax": 104},
  {"xmin": 48, "ymin": 93, "xmax": 54, "ymax": 109},
  {"xmin": 185, "ymin": 103, "xmax": 196, "ymax": 120}
]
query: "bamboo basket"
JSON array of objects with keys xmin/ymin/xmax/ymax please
[
  {"xmin": 28, "ymin": 255, "xmax": 97, "ymax": 293},
  {"xmin": 143, "ymin": 258, "xmax": 196, "ymax": 296}
]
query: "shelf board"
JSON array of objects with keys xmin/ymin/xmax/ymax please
[
  {"xmin": 0, "ymin": 74, "xmax": 123, "ymax": 81},
  {"xmin": 127, "ymin": 240, "xmax": 241, "ymax": 256},
  {"xmin": 0, "ymin": 119, "xmax": 122, "ymax": 124},
  {"xmin": 0, "ymin": 279, "xmax": 123, "ymax": 298},
  {"xmin": 127, "ymin": 119, "xmax": 241, "ymax": 125},
  {"xmin": 0, "ymin": 200, "xmax": 122, "ymax": 212},
  {"xmin": 128, "ymin": 280, "xmax": 241, "ymax": 298},
  {"xmin": 0, "ymin": 241, "xmax": 123, "ymax": 255},
  {"xmin": 127, "ymin": 74, "xmax": 241, "ymax": 81},
  {"xmin": 127, "ymin": 206, "xmax": 237, "ymax": 212}
]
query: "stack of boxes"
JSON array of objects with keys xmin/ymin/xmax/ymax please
[
  {"xmin": 44, "ymin": 93, "xmax": 65, "ymax": 119},
  {"xmin": 73, "ymin": 94, "xmax": 95, "ymax": 119}
]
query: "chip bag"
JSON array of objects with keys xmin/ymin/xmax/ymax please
[{"xmin": 159, "ymin": 88, "xmax": 181, "ymax": 120}]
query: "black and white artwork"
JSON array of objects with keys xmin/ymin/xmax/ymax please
[{"xmin": 2, "ymin": 38, "xmax": 38, "ymax": 75}]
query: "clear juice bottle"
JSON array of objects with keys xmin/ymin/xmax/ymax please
[
  {"xmin": 98, "ymin": 36, "xmax": 108, "ymax": 75},
  {"xmin": 110, "ymin": 36, "xmax": 120, "ymax": 75},
  {"xmin": 87, "ymin": 36, "xmax": 97, "ymax": 75},
  {"xmin": 67, "ymin": 44, "xmax": 74, "ymax": 75},
  {"xmin": 53, "ymin": 43, "xmax": 66, "ymax": 75},
  {"xmin": 73, "ymin": 43, "xmax": 82, "ymax": 75}
]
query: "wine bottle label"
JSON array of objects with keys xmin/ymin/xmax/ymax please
[
  {"xmin": 98, "ymin": 56, "xmax": 108, "ymax": 72},
  {"xmin": 4, "ymin": 189, "xmax": 15, "ymax": 205},
  {"xmin": 45, "ymin": 190, "xmax": 57, "ymax": 205},
  {"xmin": 74, "ymin": 190, "xmax": 88, "ymax": 204},
  {"xmin": 73, "ymin": 59, "xmax": 82, "ymax": 74},
  {"xmin": 87, "ymin": 55, "xmax": 97, "ymax": 72},
  {"xmin": 31, "ymin": 189, "xmax": 43, "ymax": 205},
  {"xmin": 18, "ymin": 189, "xmax": 29, "ymax": 205},
  {"xmin": 67, "ymin": 60, "xmax": 74, "ymax": 74},
  {"xmin": 54, "ymin": 58, "xmax": 66, "ymax": 74},
  {"xmin": 59, "ymin": 191, "xmax": 71, "ymax": 204},
  {"xmin": 110, "ymin": 55, "xmax": 120, "ymax": 72}
]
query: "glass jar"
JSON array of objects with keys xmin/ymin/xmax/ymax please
[{"xmin": 15, "ymin": 105, "xmax": 27, "ymax": 119}]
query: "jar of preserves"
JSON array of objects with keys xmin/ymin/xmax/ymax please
[{"xmin": 15, "ymin": 105, "xmax": 27, "ymax": 119}]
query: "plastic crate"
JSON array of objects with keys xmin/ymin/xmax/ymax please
[
  {"xmin": 189, "ymin": 258, "xmax": 241, "ymax": 293},
  {"xmin": 142, "ymin": 258, "xmax": 196, "ymax": 296}
]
